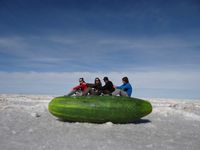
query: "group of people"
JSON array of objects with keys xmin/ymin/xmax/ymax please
[{"xmin": 66, "ymin": 76, "xmax": 132, "ymax": 97}]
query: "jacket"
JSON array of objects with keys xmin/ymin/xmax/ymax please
[
  {"xmin": 73, "ymin": 82, "xmax": 88, "ymax": 91},
  {"xmin": 101, "ymin": 81, "xmax": 115, "ymax": 93},
  {"xmin": 87, "ymin": 83, "xmax": 102, "ymax": 91}
]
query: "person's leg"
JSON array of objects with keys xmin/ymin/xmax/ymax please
[
  {"xmin": 112, "ymin": 89, "xmax": 121, "ymax": 96},
  {"xmin": 112, "ymin": 89, "xmax": 128, "ymax": 97},
  {"xmin": 82, "ymin": 87, "xmax": 93, "ymax": 96},
  {"xmin": 103, "ymin": 90, "xmax": 110, "ymax": 94},
  {"xmin": 66, "ymin": 90, "xmax": 77, "ymax": 96},
  {"xmin": 120, "ymin": 90, "xmax": 128, "ymax": 97},
  {"xmin": 88, "ymin": 88, "xmax": 95, "ymax": 96},
  {"xmin": 94, "ymin": 91, "xmax": 101, "ymax": 96},
  {"xmin": 102, "ymin": 90, "xmax": 112, "ymax": 96},
  {"xmin": 76, "ymin": 90, "xmax": 82, "ymax": 96}
]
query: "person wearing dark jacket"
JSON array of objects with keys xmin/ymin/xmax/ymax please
[
  {"xmin": 82, "ymin": 77, "xmax": 102, "ymax": 96},
  {"xmin": 101, "ymin": 77, "xmax": 115, "ymax": 95}
]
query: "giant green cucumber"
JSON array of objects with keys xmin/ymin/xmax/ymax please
[{"xmin": 48, "ymin": 96, "xmax": 152, "ymax": 123}]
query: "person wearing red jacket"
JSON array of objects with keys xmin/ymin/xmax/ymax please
[{"xmin": 66, "ymin": 78, "xmax": 88, "ymax": 96}]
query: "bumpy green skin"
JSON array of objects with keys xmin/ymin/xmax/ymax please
[{"xmin": 48, "ymin": 96, "xmax": 152, "ymax": 123}]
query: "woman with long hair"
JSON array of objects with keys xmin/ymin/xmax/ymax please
[{"xmin": 82, "ymin": 77, "xmax": 102, "ymax": 96}]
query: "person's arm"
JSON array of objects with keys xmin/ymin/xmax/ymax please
[
  {"xmin": 86, "ymin": 83, "xmax": 95, "ymax": 88},
  {"xmin": 117, "ymin": 84, "xmax": 130, "ymax": 91},
  {"xmin": 73, "ymin": 85, "xmax": 81, "ymax": 90},
  {"xmin": 100, "ymin": 82, "xmax": 110, "ymax": 90},
  {"xmin": 100, "ymin": 85, "xmax": 106, "ymax": 90},
  {"xmin": 73, "ymin": 83, "xmax": 88, "ymax": 90},
  {"xmin": 117, "ymin": 84, "xmax": 125, "ymax": 90}
]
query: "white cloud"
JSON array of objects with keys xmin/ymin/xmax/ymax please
[
  {"xmin": 1, "ymin": 33, "xmax": 200, "ymax": 74},
  {"xmin": 1, "ymin": 33, "xmax": 199, "ymax": 59},
  {"xmin": 48, "ymin": 36, "xmax": 78, "ymax": 45},
  {"xmin": 0, "ymin": 36, "xmax": 35, "ymax": 58},
  {"xmin": 97, "ymin": 34, "xmax": 200, "ymax": 51},
  {"xmin": 0, "ymin": 37, "xmax": 27, "ymax": 49}
]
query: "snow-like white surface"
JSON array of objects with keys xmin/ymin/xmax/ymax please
[{"xmin": 0, "ymin": 94, "xmax": 200, "ymax": 150}]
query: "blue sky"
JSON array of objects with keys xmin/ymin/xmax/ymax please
[{"xmin": 0, "ymin": 0, "xmax": 200, "ymax": 98}]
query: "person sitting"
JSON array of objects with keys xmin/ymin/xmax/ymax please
[
  {"xmin": 101, "ymin": 77, "xmax": 115, "ymax": 95},
  {"xmin": 66, "ymin": 78, "xmax": 88, "ymax": 96},
  {"xmin": 82, "ymin": 77, "xmax": 102, "ymax": 96},
  {"xmin": 112, "ymin": 77, "xmax": 132, "ymax": 97}
]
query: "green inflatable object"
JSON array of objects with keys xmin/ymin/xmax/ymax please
[{"xmin": 48, "ymin": 96, "xmax": 152, "ymax": 123}]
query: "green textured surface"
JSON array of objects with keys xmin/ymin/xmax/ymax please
[{"xmin": 48, "ymin": 96, "xmax": 152, "ymax": 123}]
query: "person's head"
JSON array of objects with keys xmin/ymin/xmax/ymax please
[
  {"xmin": 103, "ymin": 77, "xmax": 109, "ymax": 83},
  {"xmin": 122, "ymin": 77, "xmax": 129, "ymax": 84},
  {"xmin": 94, "ymin": 77, "xmax": 101, "ymax": 85},
  {"xmin": 79, "ymin": 78, "xmax": 85, "ymax": 84}
]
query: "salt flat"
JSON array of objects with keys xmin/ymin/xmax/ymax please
[{"xmin": 0, "ymin": 94, "xmax": 200, "ymax": 150}]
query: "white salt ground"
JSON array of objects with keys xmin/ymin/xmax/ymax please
[{"xmin": 0, "ymin": 94, "xmax": 200, "ymax": 150}]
